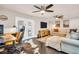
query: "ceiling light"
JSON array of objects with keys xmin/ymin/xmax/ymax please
[
  {"xmin": 40, "ymin": 10, "xmax": 45, "ymax": 15},
  {"xmin": 56, "ymin": 17, "xmax": 59, "ymax": 20}
]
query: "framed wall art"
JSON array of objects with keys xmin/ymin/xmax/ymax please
[
  {"xmin": 55, "ymin": 20, "xmax": 60, "ymax": 27},
  {"xmin": 63, "ymin": 20, "xmax": 69, "ymax": 28}
]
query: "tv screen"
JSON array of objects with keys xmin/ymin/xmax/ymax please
[
  {"xmin": 0, "ymin": 25, "xmax": 4, "ymax": 35},
  {"xmin": 40, "ymin": 22, "xmax": 47, "ymax": 28}
]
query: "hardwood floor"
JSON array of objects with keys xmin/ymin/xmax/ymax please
[{"xmin": 42, "ymin": 46, "xmax": 66, "ymax": 54}]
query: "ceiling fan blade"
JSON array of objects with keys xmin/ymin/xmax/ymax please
[
  {"xmin": 33, "ymin": 5, "xmax": 41, "ymax": 9},
  {"xmin": 54, "ymin": 15, "xmax": 63, "ymax": 18},
  {"xmin": 46, "ymin": 4, "xmax": 53, "ymax": 9},
  {"xmin": 45, "ymin": 10, "xmax": 54, "ymax": 12},
  {"xmin": 32, "ymin": 11, "xmax": 40, "ymax": 13},
  {"xmin": 58, "ymin": 16, "xmax": 63, "ymax": 18}
]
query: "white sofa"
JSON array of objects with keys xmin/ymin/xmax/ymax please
[
  {"xmin": 61, "ymin": 32, "xmax": 79, "ymax": 54},
  {"xmin": 61, "ymin": 39, "xmax": 79, "ymax": 54}
]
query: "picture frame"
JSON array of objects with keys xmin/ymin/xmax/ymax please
[
  {"xmin": 63, "ymin": 20, "xmax": 69, "ymax": 28},
  {"xmin": 55, "ymin": 20, "xmax": 60, "ymax": 27}
]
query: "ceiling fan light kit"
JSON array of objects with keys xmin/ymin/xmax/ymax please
[{"xmin": 40, "ymin": 10, "xmax": 45, "ymax": 15}]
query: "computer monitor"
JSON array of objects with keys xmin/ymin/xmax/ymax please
[{"xmin": 0, "ymin": 25, "xmax": 4, "ymax": 35}]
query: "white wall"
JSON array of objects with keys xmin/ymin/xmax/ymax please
[
  {"xmin": 0, "ymin": 8, "xmax": 50, "ymax": 36},
  {"xmin": 69, "ymin": 18, "xmax": 79, "ymax": 29},
  {"xmin": 49, "ymin": 17, "xmax": 79, "ymax": 32}
]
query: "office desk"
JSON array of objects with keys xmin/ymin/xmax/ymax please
[{"xmin": 0, "ymin": 34, "xmax": 16, "ymax": 46}]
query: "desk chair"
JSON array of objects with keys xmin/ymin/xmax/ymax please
[{"xmin": 4, "ymin": 32, "xmax": 24, "ymax": 54}]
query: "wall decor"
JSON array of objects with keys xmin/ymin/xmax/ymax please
[
  {"xmin": 0, "ymin": 15, "xmax": 8, "ymax": 21},
  {"xmin": 63, "ymin": 20, "xmax": 69, "ymax": 28},
  {"xmin": 55, "ymin": 20, "xmax": 60, "ymax": 27}
]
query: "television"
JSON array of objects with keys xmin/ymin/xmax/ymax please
[
  {"xmin": 40, "ymin": 22, "xmax": 47, "ymax": 28},
  {"xmin": 0, "ymin": 25, "xmax": 4, "ymax": 35}
]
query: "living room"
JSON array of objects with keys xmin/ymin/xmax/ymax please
[{"xmin": 0, "ymin": 4, "xmax": 79, "ymax": 54}]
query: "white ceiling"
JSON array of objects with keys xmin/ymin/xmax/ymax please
[{"xmin": 0, "ymin": 4, "xmax": 79, "ymax": 19}]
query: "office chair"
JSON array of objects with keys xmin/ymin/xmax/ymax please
[{"xmin": 4, "ymin": 26, "xmax": 25, "ymax": 54}]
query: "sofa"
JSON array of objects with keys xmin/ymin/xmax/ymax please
[
  {"xmin": 61, "ymin": 39, "xmax": 79, "ymax": 54},
  {"xmin": 61, "ymin": 32, "xmax": 79, "ymax": 54}
]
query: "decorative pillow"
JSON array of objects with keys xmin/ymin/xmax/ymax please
[
  {"xmin": 53, "ymin": 29, "xmax": 59, "ymax": 32},
  {"xmin": 70, "ymin": 29, "xmax": 77, "ymax": 33},
  {"xmin": 38, "ymin": 29, "xmax": 50, "ymax": 37},
  {"xmin": 70, "ymin": 32, "xmax": 79, "ymax": 40}
]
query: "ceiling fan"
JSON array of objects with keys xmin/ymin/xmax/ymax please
[{"xmin": 32, "ymin": 4, "xmax": 54, "ymax": 15}]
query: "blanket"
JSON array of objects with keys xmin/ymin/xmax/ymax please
[{"xmin": 45, "ymin": 36, "xmax": 66, "ymax": 51}]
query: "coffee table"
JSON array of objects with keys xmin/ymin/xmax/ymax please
[{"xmin": 36, "ymin": 36, "xmax": 51, "ymax": 54}]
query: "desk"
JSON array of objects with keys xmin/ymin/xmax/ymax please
[
  {"xmin": 0, "ymin": 34, "xmax": 16, "ymax": 46},
  {"xmin": 0, "ymin": 34, "xmax": 16, "ymax": 53},
  {"xmin": 3, "ymin": 34, "xmax": 16, "ymax": 41}
]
